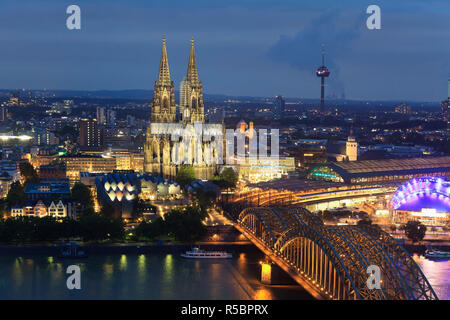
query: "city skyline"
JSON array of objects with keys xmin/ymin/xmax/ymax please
[{"xmin": 0, "ymin": 0, "xmax": 448, "ymax": 102}]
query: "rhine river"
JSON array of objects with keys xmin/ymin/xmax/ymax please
[{"xmin": 0, "ymin": 251, "xmax": 448, "ymax": 300}]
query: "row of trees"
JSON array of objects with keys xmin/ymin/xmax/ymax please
[
  {"xmin": 175, "ymin": 166, "xmax": 238, "ymax": 191},
  {"xmin": 134, "ymin": 206, "xmax": 207, "ymax": 242},
  {"xmin": 0, "ymin": 215, "xmax": 124, "ymax": 242},
  {"xmin": 357, "ymin": 218, "xmax": 427, "ymax": 243}
]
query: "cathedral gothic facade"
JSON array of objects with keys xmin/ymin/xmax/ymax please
[{"xmin": 144, "ymin": 37, "xmax": 224, "ymax": 181}]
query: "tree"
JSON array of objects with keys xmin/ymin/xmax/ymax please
[
  {"xmin": 163, "ymin": 206, "xmax": 207, "ymax": 242},
  {"xmin": 134, "ymin": 217, "xmax": 165, "ymax": 240},
  {"xmin": 6, "ymin": 181, "xmax": 25, "ymax": 206},
  {"xmin": 19, "ymin": 162, "xmax": 39, "ymax": 183},
  {"xmin": 357, "ymin": 218, "xmax": 373, "ymax": 227},
  {"xmin": 192, "ymin": 188, "xmax": 217, "ymax": 219},
  {"xmin": 71, "ymin": 182, "xmax": 94, "ymax": 209},
  {"xmin": 79, "ymin": 214, "xmax": 124, "ymax": 242},
  {"xmin": 100, "ymin": 201, "xmax": 115, "ymax": 218},
  {"xmin": 210, "ymin": 167, "xmax": 238, "ymax": 190},
  {"xmin": 175, "ymin": 165, "xmax": 196, "ymax": 188},
  {"xmin": 131, "ymin": 198, "xmax": 147, "ymax": 220},
  {"xmin": 404, "ymin": 220, "xmax": 426, "ymax": 243}
]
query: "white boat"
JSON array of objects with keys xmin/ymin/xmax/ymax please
[
  {"xmin": 425, "ymin": 249, "xmax": 450, "ymax": 260},
  {"xmin": 181, "ymin": 247, "xmax": 232, "ymax": 259}
]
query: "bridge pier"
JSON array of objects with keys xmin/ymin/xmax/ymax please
[{"xmin": 260, "ymin": 260, "xmax": 272, "ymax": 284}]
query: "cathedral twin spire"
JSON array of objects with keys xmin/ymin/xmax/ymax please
[
  {"xmin": 157, "ymin": 36, "xmax": 171, "ymax": 87},
  {"xmin": 157, "ymin": 36, "xmax": 200, "ymax": 87},
  {"xmin": 186, "ymin": 37, "xmax": 199, "ymax": 85},
  {"xmin": 153, "ymin": 36, "xmax": 203, "ymax": 123}
]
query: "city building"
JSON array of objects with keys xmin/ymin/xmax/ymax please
[
  {"xmin": 391, "ymin": 177, "xmax": 450, "ymax": 226},
  {"xmin": 441, "ymin": 100, "xmax": 448, "ymax": 122},
  {"xmin": 395, "ymin": 103, "xmax": 412, "ymax": 115},
  {"xmin": 10, "ymin": 199, "xmax": 79, "ymax": 219},
  {"xmin": 39, "ymin": 164, "xmax": 67, "ymax": 179},
  {"xmin": 326, "ymin": 133, "xmax": 358, "ymax": 162},
  {"xmin": 106, "ymin": 110, "xmax": 116, "ymax": 125},
  {"xmin": 0, "ymin": 160, "xmax": 20, "ymax": 198},
  {"xmin": 94, "ymin": 171, "xmax": 182, "ymax": 218},
  {"xmin": 307, "ymin": 156, "xmax": 450, "ymax": 184},
  {"xmin": 60, "ymin": 154, "xmax": 117, "ymax": 183},
  {"xmin": 96, "ymin": 107, "xmax": 106, "ymax": 125},
  {"xmin": 0, "ymin": 106, "xmax": 8, "ymax": 122},
  {"xmin": 79, "ymin": 118, "xmax": 103, "ymax": 150},
  {"xmin": 24, "ymin": 182, "xmax": 71, "ymax": 200},
  {"xmin": 273, "ymin": 95, "xmax": 285, "ymax": 120},
  {"xmin": 144, "ymin": 37, "xmax": 222, "ymax": 180}
]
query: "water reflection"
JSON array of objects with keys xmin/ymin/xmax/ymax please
[
  {"xmin": 164, "ymin": 254, "xmax": 173, "ymax": 282},
  {"xmin": 413, "ymin": 254, "xmax": 450, "ymax": 300},
  {"xmin": 103, "ymin": 264, "xmax": 114, "ymax": 280},
  {"xmin": 254, "ymin": 288, "xmax": 273, "ymax": 300},
  {"xmin": 0, "ymin": 252, "xmax": 329, "ymax": 299},
  {"xmin": 119, "ymin": 255, "xmax": 127, "ymax": 271},
  {"xmin": 137, "ymin": 254, "xmax": 147, "ymax": 282}
]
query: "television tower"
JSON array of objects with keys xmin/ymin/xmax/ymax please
[{"xmin": 315, "ymin": 45, "xmax": 330, "ymax": 112}]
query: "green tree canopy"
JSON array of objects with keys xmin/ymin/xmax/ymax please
[
  {"xmin": 404, "ymin": 220, "xmax": 426, "ymax": 243},
  {"xmin": 100, "ymin": 201, "xmax": 115, "ymax": 218},
  {"xmin": 175, "ymin": 165, "xmax": 196, "ymax": 188},
  {"xmin": 71, "ymin": 182, "xmax": 94, "ymax": 209},
  {"xmin": 357, "ymin": 218, "xmax": 373, "ymax": 227},
  {"xmin": 6, "ymin": 181, "xmax": 25, "ymax": 206},
  {"xmin": 19, "ymin": 162, "xmax": 39, "ymax": 183},
  {"xmin": 79, "ymin": 214, "xmax": 124, "ymax": 242},
  {"xmin": 211, "ymin": 167, "xmax": 238, "ymax": 190},
  {"xmin": 163, "ymin": 206, "xmax": 207, "ymax": 242}
]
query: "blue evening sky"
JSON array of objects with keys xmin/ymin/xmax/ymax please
[{"xmin": 0, "ymin": 0, "xmax": 448, "ymax": 101}]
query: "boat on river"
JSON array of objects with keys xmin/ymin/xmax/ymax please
[
  {"xmin": 181, "ymin": 247, "xmax": 232, "ymax": 259},
  {"xmin": 425, "ymin": 248, "xmax": 450, "ymax": 260}
]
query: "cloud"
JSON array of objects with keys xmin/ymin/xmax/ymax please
[{"xmin": 267, "ymin": 12, "xmax": 362, "ymax": 72}]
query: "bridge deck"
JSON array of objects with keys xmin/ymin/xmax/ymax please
[{"xmin": 232, "ymin": 222, "xmax": 328, "ymax": 300}]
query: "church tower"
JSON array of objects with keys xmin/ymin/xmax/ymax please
[
  {"xmin": 346, "ymin": 129, "xmax": 358, "ymax": 161},
  {"xmin": 144, "ymin": 36, "xmax": 177, "ymax": 175},
  {"xmin": 151, "ymin": 36, "xmax": 177, "ymax": 123},
  {"xmin": 180, "ymin": 37, "xmax": 205, "ymax": 123}
]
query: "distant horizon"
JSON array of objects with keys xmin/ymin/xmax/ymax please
[
  {"xmin": 0, "ymin": 88, "xmax": 443, "ymax": 104},
  {"xmin": 0, "ymin": 1, "xmax": 448, "ymax": 102}
]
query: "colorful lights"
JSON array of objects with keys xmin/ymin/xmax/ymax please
[{"xmin": 391, "ymin": 177, "xmax": 450, "ymax": 212}]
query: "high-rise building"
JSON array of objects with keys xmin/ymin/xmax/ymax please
[
  {"xmin": 96, "ymin": 107, "xmax": 106, "ymax": 124},
  {"xmin": 273, "ymin": 95, "xmax": 285, "ymax": 120},
  {"xmin": 106, "ymin": 110, "xmax": 116, "ymax": 125},
  {"xmin": 79, "ymin": 118, "xmax": 103, "ymax": 149},
  {"xmin": 395, "ymin": 103, "xmax": 411, "ymax": 115},
  {"xmin": 442, "ymin": 100, "xmax": 449, "ymax": 122},
  {"xmin": 126, "ymin": 115, "xmax": 136, "ymax": 127},
  {"xmin": 0, "ymin": 106, "xmax": 8, "ymax": 122}
]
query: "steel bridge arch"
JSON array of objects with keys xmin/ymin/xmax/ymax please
[{"xmin": 237, "ymin": 206, "xmax": 438, "ymax": 300}]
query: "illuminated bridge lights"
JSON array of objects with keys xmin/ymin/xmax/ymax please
[{"xmin": 391, "ymin": 177, "xmax": 450, "ymax": 211}]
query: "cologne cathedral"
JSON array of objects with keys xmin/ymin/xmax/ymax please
[{"xmin": 143, "ymin": 37, "xmax": 223, "ymax": 180}]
